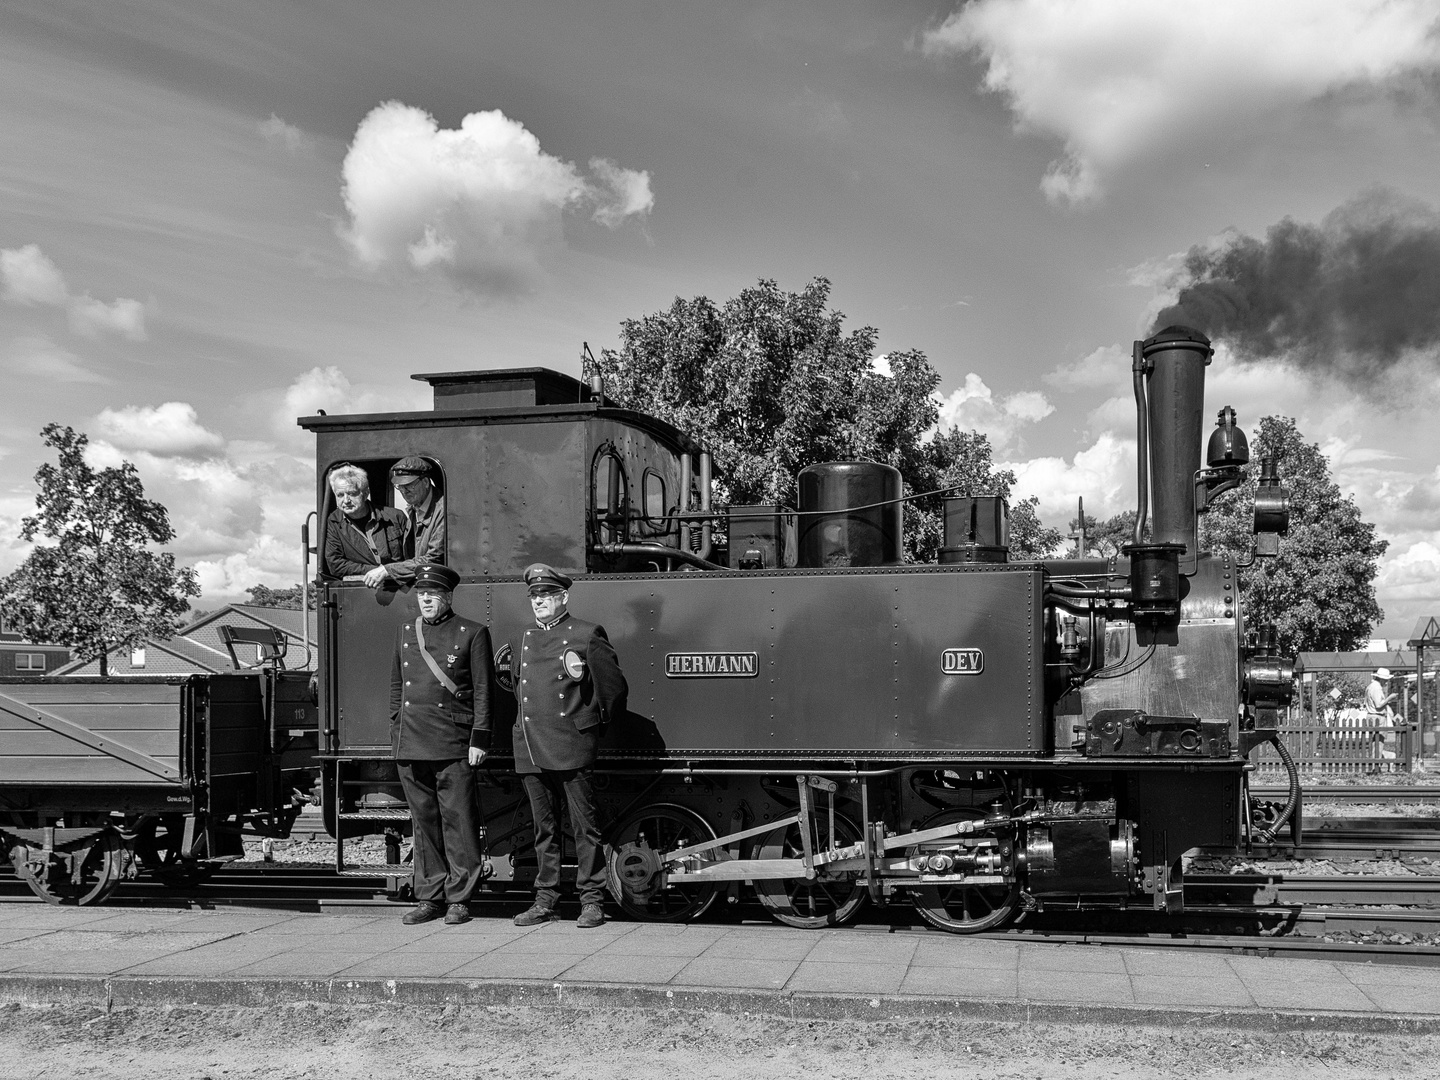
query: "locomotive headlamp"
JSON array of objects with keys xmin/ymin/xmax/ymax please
[
  {"xmin": 1252, "ymin": 457, "xmax": 1290, "ymax": 557},
  {"xmin": 1243, "ymin": 622, "xmax": 1295, "ymax": 711},
  {"xmin": 1206, "ymin": 406, "xmax": 1249, "ymax": 468}
]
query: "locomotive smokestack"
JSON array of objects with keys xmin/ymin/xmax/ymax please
[{"xmin": 1141, "ymin": 326, "xmax": 1212, "ymax": 556}]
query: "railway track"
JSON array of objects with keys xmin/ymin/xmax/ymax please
[{"xmin": 1254, "ymin": 784, "xmax": 1440, "ymax": 805}]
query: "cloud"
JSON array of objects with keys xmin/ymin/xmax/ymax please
[
  {"xmin": 0, "ymin": 245, "xmax": 68, "ymax": 306},
  {"xmin": 923, "ymin": 0, "xmax": 1440, "ymax": 203},
  {"xmin": 258, "ymin": 113, "xmax": 307, "ymax": 152},
  {"xmin": 280, "ymin": 365, "xmax": 429, "ymax": 433},
  {"xmin": 1005, "ymin": 432, "xmax": 1135, "ymax": 522},
  {"xmin": 4, "ymin": 335, "xmax": 109, "ymax": 384},
  {"xmin": 934, "ymin": 373, "xmax": 1053, "ymax": 452},
  {"xmin": 95, "ymin": 402, "xmax": 226, "ymax": 457},
  {"xmin": 68, "ymin": 295, "xmax": 147, "ymax": 341},
  {"xmin": 0, "ymin": 244, "xmax": 147, "ymax": 340},
  {"xmin": 1043, "ymin": 343, "xmax": 1131, "ymax": 393},
  {"xmin": 340, "ymin": 101, "xmax": 654, "ymax": 294}
]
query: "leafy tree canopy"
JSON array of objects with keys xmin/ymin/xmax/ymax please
[
  {"xmin": 0, "ymin": 424, "xmax": 199, "ymax": 676},
  {"xmin": 596, "ymin": 277, "xmax": 1060, "ymax": 561},
  {"xmin": 1199, "ymin": 415, "xmax": 1386, "ymax": 654},
  {"xmin": 245, "ymin": 583, "xmax": 312, "ymax": 610},
  {"xmin": 1066, "ymin": 510, "xmax": 1138, "ymax": 558}
]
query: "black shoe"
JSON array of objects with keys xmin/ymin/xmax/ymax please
[
  {"xmin": 402, "ymin": 900, "xmax": 445, "ymax": 925},
  {"xmin": 576, "ymin": 903, "xmax": 605, "ymax": 929},
  {"xmin": 513, "ymin": 901, "xmax": 557, "ymax": 927},
  {"xmin": 444, "ymin": 902, "xmax": 472, "ymax": 926}
]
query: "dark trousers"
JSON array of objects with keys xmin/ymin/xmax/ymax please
[
  {"xmin": 398, "ymin": 759, "xmax": 484, "ymax": 904},
  {"xmin": 522, "ymin": 769, "xmax": 607, "ymax": 906}
]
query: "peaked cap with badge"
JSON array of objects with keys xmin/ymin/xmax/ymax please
[{"xmin": 506, "ymin": 563, "xmax": 626, "ymax": 774}]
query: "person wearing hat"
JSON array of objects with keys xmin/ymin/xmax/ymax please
[
  {"xmin": 364, "ymin": 456, "xmax": 447, "ymax": 589},
  {"xmin": 1366, "ymin": 668, "xmax": 1400, "ymax": 763},
  {"xmin": 507, "ymin": 563, "xmax": 628, "ymax": 929},
  {"xmin": 388, "ymin": 563, "xmax": 494, "ymax": 925}
]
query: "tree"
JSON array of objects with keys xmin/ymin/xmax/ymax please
[
  {"xmin": 596, "ymin": 277, "xmax": 1060, "ymax": 562},
  {"xmin": 245, "ymin": 583, "xmax": 313, "ymax": 610},
  {"xmin": 1199, "ymin": 415, "xmax": 1386, "ymax": 654},
  {"xmin": 0, "ymin": 425, "xmax": 199, "ymax": 676}
]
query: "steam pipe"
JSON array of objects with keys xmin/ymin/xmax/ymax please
[
  {"xmin": 698, "ymin": 451, "xmax": 713, "ymax": 560},
  {"xmin": 680, "ymin": 452, "xmax": 693, "ymax": 551},
  {"xmin": 1132, "ymin": 340, "xmax": 1149, "ymax": 546},
  {"xmin": 593, "ymin": 542, "xmax": 727, "ymax": 572}
]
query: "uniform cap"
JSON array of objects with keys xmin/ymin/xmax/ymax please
[
  {"xmin": 414, "ymin": 564, "xmax": 460, "ymax": 592},
  {"xmin": 390, "ymin": 456, "xmax": 431, "ymax": 480},
  {"xmin": 1375, "ymin": 667, "xmax": 1393, "ymax": 680},
  {"xmin": 524, "ymin": 563, "xmax": 572, "ymax": 593}
]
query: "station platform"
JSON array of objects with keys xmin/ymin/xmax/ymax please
[{"xmin": 2, "ymin": 903, "xmax": 1440, "ymax": 1033}]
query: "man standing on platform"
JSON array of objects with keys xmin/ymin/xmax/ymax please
[
  {"xmin": 508, "ymin": 563, "xmax": 627, "ymax": 929},
  {"xmin": 389, "ymin": 564, "xmax": 494, "ymax": 925},
  {"xmin": 1366, "ymin": 667, "xmax": 1400, "ymax": 765}
]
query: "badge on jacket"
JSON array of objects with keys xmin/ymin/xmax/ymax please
[
  {"xmin": 446, "ymin": 653, "xmax": 457, "ymax": 666},
  {"xmin": 563, "ymin": 649, "xmax": 586, "ymax": 679}
]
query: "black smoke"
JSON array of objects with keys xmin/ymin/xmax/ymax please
[{"xmin": 1153, "ymin": 188, "xmax": 1440, "ymax": 384}]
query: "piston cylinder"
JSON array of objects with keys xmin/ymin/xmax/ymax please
[{"xmin": 796, "ymin": 461, "xmax": 901, "ymax": 568}]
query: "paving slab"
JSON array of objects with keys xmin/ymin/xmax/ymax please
[{"xmin": 0, "ymin": 905, "xmax": 1439, "ymax": 1032}]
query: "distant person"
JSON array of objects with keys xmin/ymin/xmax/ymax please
[
  {"xmin": 389, "ymin": 564, "xmax": 494, "ymax": 925},
  {"xmin": 376, "ymin": 456, "xmax": 447, "ymax": 589},
  {"xmin": 507, "ymin": 563, "xmax": 628, "ymax": 929},
  {"xmin": 1366, "ymin": 667, "xmax": 1399, "ymax": 763},
  {"xmin": 323, "ymin": 464, "xmax": 407, "ymax": 584}
]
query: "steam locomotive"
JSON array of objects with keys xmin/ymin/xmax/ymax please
[
  {"xmin": 1, "ymin": 325, "xmax": 1295, "ymax": 922},
  {"xmin": 297, "ymin": 324, "xmax": 1296, "ymax": 932}
]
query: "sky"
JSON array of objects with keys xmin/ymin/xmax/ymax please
[{"xmin": 1, "ymin": 0, "xmax": 1439, "ymax": 640}]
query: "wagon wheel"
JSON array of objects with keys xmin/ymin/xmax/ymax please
[
  {"xmin": 606, "ymin": 802, "xmax": 719, "ymax": 922},
  {"xmin": 136, "ymin": 816, "xmax": 216, "ymax": 889},
  {"xmin": 10, "ymin": 829, "xmax": 125, "ymax": 906},
  {"xmin": 909, "ymin": 807, "xmax": 1019, "ymax": 934},
  {"xmin": 753, "ymin": 812, "xmax": 867, "ymax": 929}
]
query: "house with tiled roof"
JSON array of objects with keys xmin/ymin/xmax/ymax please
[
  {"xmin": 51, "ymin": 604, "xmax": 317, "ymax": 677},
  {"xmin": 0, "ymin": 619, "xmax": 71, "ymax": 677}
]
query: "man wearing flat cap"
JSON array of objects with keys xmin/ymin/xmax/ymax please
[
  {"xmin": 365, "ymin": 456, "xmax": 447, "ymax": 590},
  {"xmin": 389, "ymin": 564, "xmax": 494, "ymax": 925},
  {"xmin": 507, "ymin": 563, "xmax": 628, "ymax": 929}
]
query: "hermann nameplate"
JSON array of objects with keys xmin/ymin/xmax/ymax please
[{"xmin": 665, "ymin": 652, "xmax": 759, "ymax": 678}]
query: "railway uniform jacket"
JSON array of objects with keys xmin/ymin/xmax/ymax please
[
  {"xmin": 508, "ymin": 613, "xmax": 627, "ymax": 775},
  {"xmin": 389, "ymin": 609, "xmax": 495, "ymax": 760},
  {"xmin": 324, "ymin": 506, "xmax": 408, "ymax": 580}
]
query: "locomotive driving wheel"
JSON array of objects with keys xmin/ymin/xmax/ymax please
[
  {"xmin": 606, "ymin": 802, "xmax": 719, "ymax": 922},
  {"xmin": 136, "ymin": 815, "xmax": 217, "ymax": 889},
  {"xmin": 754, "ymin": 812, "xmax": 867, "ymax": 929},
  {"xmin": 909, "ymin": 807, "xmax": 1019, "ymax": 934},
  {"xmin": 10, "ymin": 826, "xmax": 126, "ymax": 906}
]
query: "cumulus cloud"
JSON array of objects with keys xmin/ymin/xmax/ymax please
[
  {"xmin": 280, "ymin": 365, "xmax": 429, "ymax": 436},
  {"xmin": 1006, "ymin": 432, "xmax": 1136, "ymax": 523},
  {"xmin": 95, "ymin": 402, "xmax": 226, "ymax": 457},
  {"xmin": 934, "ymin": 373, "xmax": 1053, "ymax": 452},
  {"xmin": 258, "ymin": 113, "xmax": 307, "ymax": 152},
  {"xmin": 0, "ymin": 244, "xmax": 147, "ymax": 340},
  {"xmin": 0, "ymin": 245, "xmax": 68, "ymax": 306},
  {"xmin": 923, "ymin": 0, "xmax": 1440, "ymax": 203},
  {"xmin": 4, "ymin": 335, "xmax": 109, "ymax": 384},
  {"xmin": 340, "ymin": 101, "xmax": 654, "ymax": 293},
  {"xmin": 68, "ymin": 296, "xmax": 147, "ymax": 341},
  {"xmin": 1043, "ymin": 343, "xmax": 1131, "ymax": 393}
]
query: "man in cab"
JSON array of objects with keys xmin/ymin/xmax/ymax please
[
  {"xmin": 389, "ymin": 564, "xmax": 494, "ymax": 925},
  {"xmin": 506, "ymin": 563, "xmax": 627, "ymax": 929}
]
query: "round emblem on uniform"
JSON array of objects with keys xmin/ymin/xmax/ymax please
[{"xmin": 562, "ymin": 649, "xmax": 586, "ymax": 680}]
